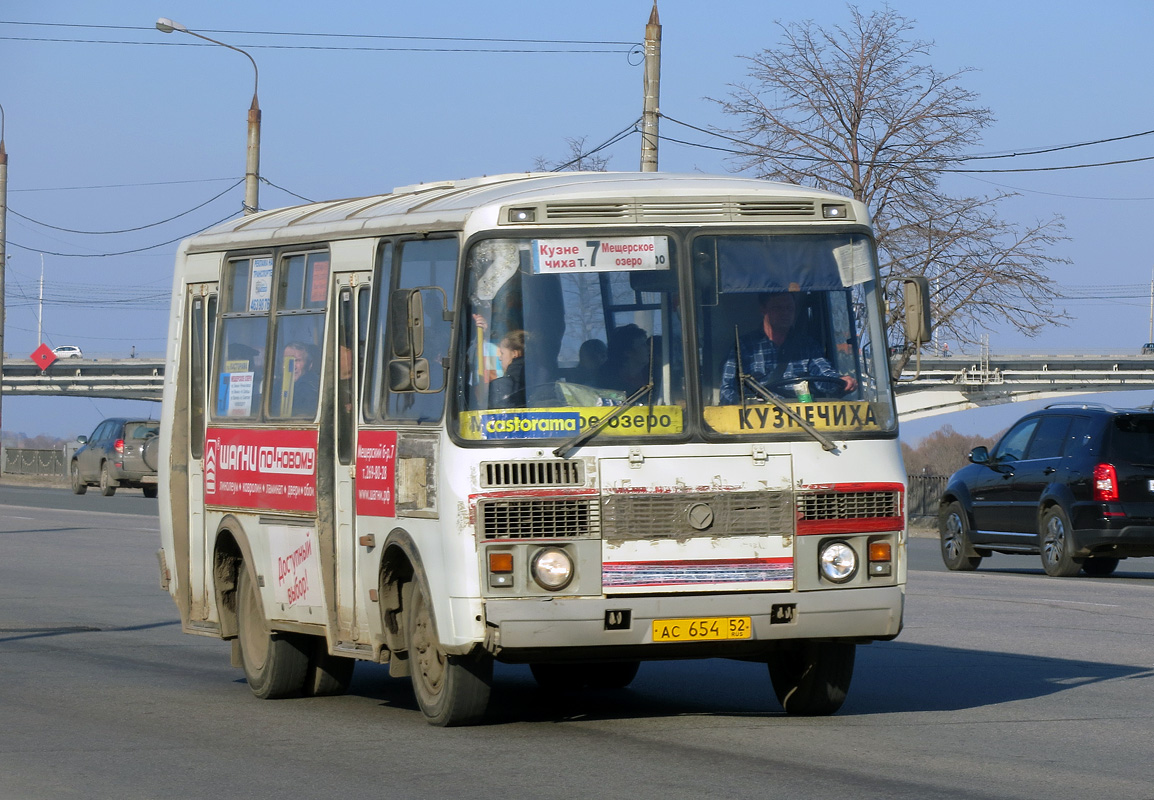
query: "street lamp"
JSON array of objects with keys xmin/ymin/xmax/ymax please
[{"xmin": 156, "ymin": 18, "xmax": 261, "ymax": 215}]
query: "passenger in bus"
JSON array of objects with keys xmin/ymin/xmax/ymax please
[
  {"xmin": 600, "ymin": 324, "xmax": 652, "ymax": 395},
  {"xmin": 720, "ymin": 292, "xmax": 857, "ymax": 404},
  {"xmin": 488, "ymin": 330, "xmax": 526, "ymax": 409},
  {"xmin": 571, "ymin": 338, "xmax": 608, "ymax": 386},
  {"xmin": 283, "ymin": 341, "xmax": 321, "ymax": 415}
]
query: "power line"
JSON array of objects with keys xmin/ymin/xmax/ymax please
[
  {"xmin": 0, "ymin": 36, "xmax": 634, "ymax": 54},
  {"xmin": 7, "ymin": 210, "xmax": 239, "ymax": 257},
  {"xmin": 659, "ymin": 113, "xmax": 1154, "ymax": 173},
  {"xmin": 549, "ymin": 121, "xmax": 640, "ymax": 171},
  {"xmin": 11, "ymin": 176, "xmax": 237, "ymax": 193},
  {"xmin": 259, "ymin": 177, "xmax": 315, "ymax": 204},
  {"xmin": 9, "ymin": 179, "xmax": 243, "ymax": 234},
  {"xmin": 0, "ymin": 20, "xmax": 640, "ymax": 47}
]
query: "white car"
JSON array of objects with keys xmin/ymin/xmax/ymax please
[{"xmin": 52, "ymin": 345, "xmax": 84, "ymax": 359}]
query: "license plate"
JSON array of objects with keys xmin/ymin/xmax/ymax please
[{"xmin": 651, "ymin": 616, "xmax": 752, "ymax": 642}]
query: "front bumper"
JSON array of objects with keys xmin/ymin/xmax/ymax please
[{"xmin": 483, "ymin": 585, "xmax": 904, "ymax": 661}]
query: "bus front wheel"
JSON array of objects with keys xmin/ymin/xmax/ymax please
[
  {"xmin": 767, "ymin": 640, "xmax": 855, "ymax": 716},
  {"xmin": 406, "ymin": 581, "xmax": 491, "ymax": 726},
  {"xmin": 236, "ymin": 566, "xmax": 309, "ymax": 699}
]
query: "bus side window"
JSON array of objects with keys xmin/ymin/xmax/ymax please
[
  {"xmin": 269, "ymin": 252, "xmax": 328, "ymax": 419},
  {"xmin": 213, "ymin": 257, "xmax": 271, "ymax": 420},
  {"xmin": 190, "ymin": 295, "xmax": 205, "ymax": 458},
  {"xmin": 337, "ymin": 287, "xmax": 355, "ymax": 464}
]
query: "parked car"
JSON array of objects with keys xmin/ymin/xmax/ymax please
[
  {"xmin": 938, "ymin": 403, "xmax": 1154, "ymax": 577},
  {"xmin": 70, "ymin": 418, "xmax": 159, "ymax": 497},
  {"xmin": 1142, "ymin": 343, "xmax": 1154, "ymax": 355},
  {"xmin": 52, "ymin": 345, "xmax": 84, "ymax": 359}
]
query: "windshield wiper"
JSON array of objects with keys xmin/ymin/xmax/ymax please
[
  {"xmin": 554, "ymin": 336, "xmax": 656, "ymax": 459},
  {"xmin": 734, "ymin": 327, "xmax": 839, "ymax": 454},
  {"xmin": 553, "ymin": 381, "xmax": 654, "ymax": 459}
]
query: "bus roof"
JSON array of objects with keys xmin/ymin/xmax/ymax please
[{"xmin": 182, "ymin": 171, "xmax": 868, "ymax": 253}]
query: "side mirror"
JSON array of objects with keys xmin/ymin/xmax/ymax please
[
  {"xmin": 77, "ymin": 435, "xmax": 88, "ymax": 445},
  {"xmin": 902, "ymin": 276, "xmax": 932, "ymax": 346},
  {"xmin": 388, "ymin": 358, "xmax": 431, "ymax": 392},
  {"xmin": 390, "ymin": 289, "xmax": 424, "ymax": 359},
  {"xmin": 969, "ymin": 446, "xmax": 989, "ymax": 465}
]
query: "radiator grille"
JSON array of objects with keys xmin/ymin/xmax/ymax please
[
  {"xmin": 478, "ymin": 496, "xmax": 598, "ymax": 539},
  {"xmin": 797, "ymin": 490, "xmax": 900, "ymax": 521},
  {"xmin": 481, "ymin": 460, "xmax": 584, "ymax": 488},
  {"xmin": 601, "ymin": 491, "xmax": 794, "ymax": 539}
]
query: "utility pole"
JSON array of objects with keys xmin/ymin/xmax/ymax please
[
  {"xmin": 0, "ymin": 102, "xmax": 8, "ymax": 436},
  {"xmin": 639, "ymin": 2, "xmax": 661, "ymax": 172}
]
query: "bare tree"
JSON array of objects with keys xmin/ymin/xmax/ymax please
[
  {"xmin": 712, "ymin": 6, "xmax": 1068, "ymax": 348},
  {"xmin": 901, "ymin": 424, "xmax": 1000, "ymax": 476},
  {"xmin": 533, "ymin": 135, "xmax": 612, "ymax": 173}
]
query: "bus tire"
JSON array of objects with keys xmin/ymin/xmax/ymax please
[
  {"xmin": 406, "ymin": 580, "xmax": 491, "ymax": 726},
  {"xmin": 305, "ymin": 639, "xmax": 355, "ymax": 697},
  {"xmin": 767, "ymin": 640, "xmax": 855, "ymax": 716},
  {"xmin": 236, "ymin": 566, "xmax": 309, "ymax": 699}
]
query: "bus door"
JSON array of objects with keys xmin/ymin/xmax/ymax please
[
  {"xmin": 186, "ymin": 283, "xmax": 217, "ymax": 622},
  {"xmin": 333, "ymin": 273, "xmax": 373, "ymax": 642}
]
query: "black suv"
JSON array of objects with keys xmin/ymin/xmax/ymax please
[{"xmin": 938, "ymin": 403, "xmax": 1154, "ymax": 577}]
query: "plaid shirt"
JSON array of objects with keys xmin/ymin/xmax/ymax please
[{"xmin": 720, "ymin": 331, "xmax": 841, "ymax": 404}]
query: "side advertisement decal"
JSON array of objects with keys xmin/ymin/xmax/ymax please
[
  {"xmin": 355, "ymin": 430, "xmax": 398, "ymax": 517},
  {"xmin": 267, "ymin": 525, "xmax": 322, "ymax": 607},
  {"xmin": 204, "ymin": 427, "xmax": 318, "ymax": 513}
]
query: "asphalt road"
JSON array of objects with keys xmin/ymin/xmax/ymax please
[{"xmin": 2, "ymin": 487, "xmax": 1152, "ymax": 799}]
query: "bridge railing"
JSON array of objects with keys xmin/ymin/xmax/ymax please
[
  {"xmin": 2, "ymin": 446, "xmax": 67, "ymax": 477},
  {"xmin": 907, "ymin": 474, "xmax": 947, "ymax": 522}
]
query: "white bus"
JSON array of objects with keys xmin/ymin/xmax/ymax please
[{"xmin": 158, "ymin": 172, "xmax": 928, "ymax": 726}]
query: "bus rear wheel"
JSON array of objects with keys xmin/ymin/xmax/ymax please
[
  {"xmin": 406, "ymin": 581, "xmax": 491, "ymax": 726},
  {"xmin": 767, "ymin": 640, "xmax": 855, "ymax": 716},
  {"xmin": 236, "ymin": 566, "xmax": 308, "ymax": 699}
]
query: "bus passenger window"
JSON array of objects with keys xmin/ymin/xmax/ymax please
[
  {"xmin": 268, "ymin": 252, "xmax": 327, "ymax": 419},
  {"xmin": 213, "ymin": 257, "xmax": 271, "ymax": 419}
]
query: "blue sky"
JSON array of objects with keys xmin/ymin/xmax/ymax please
[{"xmin": 3, "ymin": 0, "xmax": 1153, "ymax": 440}]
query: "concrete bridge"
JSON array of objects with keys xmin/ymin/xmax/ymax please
[
  {"xmin": 895, "ymin": 353, "xmax": 1154, "ymax": 419},
  {"xmin": 1, "ymin": 358, "xmax": 164, "ymax": 401}
]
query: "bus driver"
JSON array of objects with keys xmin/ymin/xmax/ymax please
[{"xmin": 720, "ymin": 291, "xmax": 857, "ymax": 404}]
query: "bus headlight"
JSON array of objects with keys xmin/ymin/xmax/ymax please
[
  {"xmin": 819, "ymin": 541, "xmax": 858, "ymax": 583},
  {"xmin": 531, "ymin": 547, "xmax": 574, "ymax": 591}
]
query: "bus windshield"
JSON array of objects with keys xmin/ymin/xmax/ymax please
[
  {"xmin": 692, "ymin": 233, "xmax": 896, "ymax": 435},
  {"xmin": 456, "ymin": 236, "xmax": 686, "ymax": 442}
]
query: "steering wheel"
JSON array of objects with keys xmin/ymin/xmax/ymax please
[{"xmin": 745, "ymin": 375, "xmax": 850, "ymax": 399}]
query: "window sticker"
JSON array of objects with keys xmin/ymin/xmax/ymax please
[
  {"xmin": 248, "ymin": 257, "xmax": 273, "ymax": 312},
  {"xmin": 531, "ymin": 236, "xmax": 669, "ymax": 274},
  {"xmin": 217, "ymin": 372, "xmax": 255, "ymax": 417}
]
